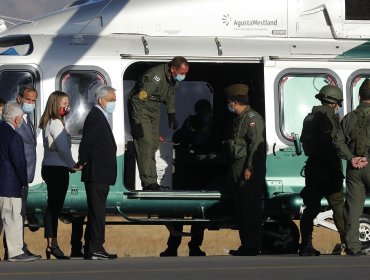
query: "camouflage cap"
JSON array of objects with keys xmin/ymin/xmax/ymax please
[{"xmin": 224, "ymin": 84, "xmax": 249, "ymax": 97}]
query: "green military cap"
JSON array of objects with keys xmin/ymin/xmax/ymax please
[
  {"xmin": 315, "ymin": 85, "xmax": 343, "ymax": 107},
  {"xmin": 224, "ymin": 84, "xmax": 249, "ymax": 97}
]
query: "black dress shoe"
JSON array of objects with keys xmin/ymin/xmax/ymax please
[
  {"xmin": 142, "ymin": 183, "xmax": 169, "ymax": 191},
  {"xmin": 85, "ymin": 251, "xmax": 117, "ymax": 260},
  {"xmin": 70, "ymin": 249, "xmax": 84, "ymax": 258},
  {"xmin": 229, "ymin": 248, "xmax": 261, "ymax": 256},
  {"xmin": 299, "ymin": 246, "xmax": 321, "ymax": 256}
]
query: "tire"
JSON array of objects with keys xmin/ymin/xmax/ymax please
[
  {"xmin": 359, "ymin": 214, "xmax": 370, "ymax": 249},
  {"xmin": 262, "ymin": 220, "xmax": 300, "ymax": 254}
]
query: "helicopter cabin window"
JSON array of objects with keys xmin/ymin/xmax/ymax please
[
  {"xmin": 0, "ymin": 70, "xmax": 36, "ymax": 102},
  {"xmin": 345, "ymin": 0, "xmax": 370, "ymax": 20},
  {"xmin": 0, "ymin": 68, "xmax": 39, "ymax": 125},
  {"xmin": 60, "ymin": 70, "xmax": 107, "ymax": 140},
  {"xmin": 350, "ymin": 74, "xmax": 370, "ymax": 110},
  {"xmin": 0, "ymin": 35, "xmax": 33, "ymax": 56},
  {"xmin": 279, "ymin": 73, "xmax": 338, "ymax": 141}
]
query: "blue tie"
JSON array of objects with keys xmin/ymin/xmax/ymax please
[{"xmin": 26, "ymin": 114, "xmax": 36, "ymax": 141}]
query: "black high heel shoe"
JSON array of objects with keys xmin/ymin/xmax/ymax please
[{"xmin": 46, "ymin": 246, "xmax": 70, "ymax": 260}]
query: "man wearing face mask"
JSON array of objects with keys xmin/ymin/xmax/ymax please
[
  {"xmin": 78, "ymin": 85, "xmax": 118, "ymax": 260},
  {"xmin": 128, "ymin": 56, "xmax": 189, "ymax": 191},
  {"xmin": 225, "ymin": 84, "xmax": 266, "ymax": 256},
  {"xmin": 299, "ymin": 85, "xmax": 345, "ymax": 256},
  {"xmin": 4, "ymin": 85, "xmax": 40, "ymax": 260}
]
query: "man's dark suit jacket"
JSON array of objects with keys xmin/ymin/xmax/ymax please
[
  {"xmin": 16, "ymin": 116, "xmax": 36, "ymax": 183},
  {"xmin": 79, "ymin": 107, "xmax": 117, "ymax": 185},
  {"xmin": 0, "ymin": 121, "xmax": 28, "ymax": 197}
]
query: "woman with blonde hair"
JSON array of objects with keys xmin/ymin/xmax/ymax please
[{"xmin": 39, "ymin": 91, "xmax": 81, "ymax": 259}]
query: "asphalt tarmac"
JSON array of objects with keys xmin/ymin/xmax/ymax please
[{"xmin": 0, "ymin": 254, "xmax": 369, "ymax": 280}]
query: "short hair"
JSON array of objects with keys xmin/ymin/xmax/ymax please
[
  {"xmin": 168, "ymin": 56, "xmax": 189, "ymax": 69},
  {"xmin": 0, "ymin": 97, "xmax": 6, "ymax": 106},
  {"xmin": 18, "ymin": 85, "xmax": 37, "ymax": 97},
  {"xmin": 2, "ymin": 101, "xmax": 23, "ymax": 123},
  {"xmin": 95, "ymin": 85, "xmax": 116, "ymax": 103},
  {"xmin": 359, "ymin": 78, "xmax": 370, "ymax": 101}
]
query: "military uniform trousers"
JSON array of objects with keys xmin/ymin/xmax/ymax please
[
  {"xmin": 230, "ymin": 159, "xmax": 264, "ymax": 251},
  {"xmin": 300, "ymin": 158, "xmax": 345, "ymax": 243},
  {"xmin": 129, "ymin": 102, "xmax": 160, "ymax": 187},
  {"xmin": 345, "ymin": 164, "xmax": 370, "ymax": 252},
  {"xmin": 166, "ymin": 224, "xmax": 205, "ymax": 250}
]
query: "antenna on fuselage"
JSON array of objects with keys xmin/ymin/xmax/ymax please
[{"xmin": 0, "ymin": 15, "xmax": 34, "ymax": 32}]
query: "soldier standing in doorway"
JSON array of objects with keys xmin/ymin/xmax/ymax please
[{"xmin": 128, "ymin": 56, "xmax": 189, "ymax": 191}]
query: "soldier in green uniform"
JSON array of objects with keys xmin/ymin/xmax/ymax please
[
  {"xmin": 225, "ymin": 84, "xmax": 266, "ymax": 256},
  {"xmin": 334, "ymin": 78, "xmax": 370, "ymax": 256},
  {"xmin": 299, "ymin": 85, "xmax": 345, "ymax": 256},
  {"xmin": 128, "ymin": 57, "xmax": 189, "ymax": 191}
]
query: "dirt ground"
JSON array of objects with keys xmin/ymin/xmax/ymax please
[{"xmin": 0, "ymin": 219, "xmax": 341, "ymax": 258}]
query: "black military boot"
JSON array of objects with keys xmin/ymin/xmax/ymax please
[
  {"xmin": 299, "ymin": 235, "xmax": 320, "ymax": 256},
  {"xmin": 189, "ymin": 246, "xmax": 206, "ymax": 256},
  {"xmin": 159, "ymin": 247, "xmax": 177, "ymax": 257}
]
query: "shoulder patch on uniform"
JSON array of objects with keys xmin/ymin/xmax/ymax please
[
  {"xmin": 247, "ymin": 112, "xmax": 256, "ymax": 118},
  {"xmin": 153, "ymin": 75, "xmax": 161, "ymax": 82},
  {"xmin": 139, "ymin": 90, "xmax": 148, "ymax": 100},
  {"xmin": 249, "ymin": 122, "xmax": 256, "ymax": 127}
]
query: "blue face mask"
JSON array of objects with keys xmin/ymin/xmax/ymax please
[
  {"xmin": 105, "ymin": 102, "xmax": 116, "ymax": 114},
  {"xmin": 22, "ymin": 103, "xmax": 35, "ymax": 114},
  {"xmin": 335, "ymin": 107, "xmax": 343, "ymax": 116},
  {"xmin": 175, "ymin": 74, "xmax": 186, "ymax": 82}
]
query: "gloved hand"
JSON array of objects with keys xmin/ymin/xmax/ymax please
[
  {"xmin": 131, "ymin": 123, "xmax": 144, "ymax": 139},
  {"xmin": 168, "ymin": 113, "xmax": 178, "ymax": 130}
]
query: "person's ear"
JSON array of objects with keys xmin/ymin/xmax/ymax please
[{"xmin": 15, "ymin": 116, "xmax": 22, "ymax": 125}]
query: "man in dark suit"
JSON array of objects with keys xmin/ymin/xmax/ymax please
[
  {"xmin": 0, "ymin": 102, "xmax": 38, "ymax": 262},
  {"xmin": 15, "ymin": 85, "xmax": 39, "ymax": 258},
  {"xmin": 78, "ymin": 85, "xmax": 118, "ymax": 260}
]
